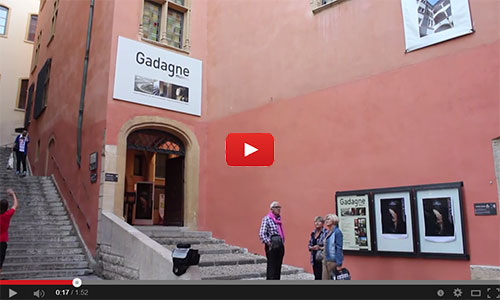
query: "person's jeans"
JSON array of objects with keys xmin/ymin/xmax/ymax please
[
  {"xmin": 264, "ymin": 244, "xmax": 284, "ymax": 280},
  {"xmin": 16, "ymin": 151, "xmax": 27, "ymax": 173},
  {"xmin": 313, "ymin": 260, "xmax": 323, "ymax": 280}
]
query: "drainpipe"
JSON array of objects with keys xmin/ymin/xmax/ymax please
[{"xmin": 77, "ymin": 0, "xmax": 95, "ymax": 167}]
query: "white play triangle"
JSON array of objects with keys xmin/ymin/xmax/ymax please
[{"xmin": 244, "ymin": 143, "xmax": 258, "ymax": 157}]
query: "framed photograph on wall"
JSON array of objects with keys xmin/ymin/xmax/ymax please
[
  {"xmin": 336, "ymin": 193, "xmax": 373, "ymax": 253},
  {"xmin": 401, "ymin": 0, "xmax": 474, "ymax": 52},
  {"xmin": 415, "ymin": 182, "xmax": 468, "ymax": 258},
  {"xmin": 374, "ymin": 190, "xmax": 416, "ymax": 254}
]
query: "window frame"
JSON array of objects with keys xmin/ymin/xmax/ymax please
[
  {"xmin": 31, "ymin": 30, "xmax": 42, "ymax": 73},
  {"xmin": 15, "ymin": 78, "xmax": 30, "ymax": 111},
  {"xmin": 48, "ymin": 0, "xmax": 59, "ymax": 46},
  {"xmin": 140, "ymin": 0, "xmax": 192, "ymax": 53},
  {"xmin": 0, "ymin": 4, "xmax": 10, "ymax": 37},
  {"xmin": 25, "ymin": 13, "xmax": 38, "ymax": 43},
  {"xmin": 311, "ymin": 0, "xmax": 347, "ymax": 14},
  {"xmin": 40, "ymin": 0, "xmax": 47, "ymax": 11}
]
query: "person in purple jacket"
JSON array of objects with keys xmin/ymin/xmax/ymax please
[{"xmin": 13, "ymin": 130, "xmax": 29, "ymax": 176}]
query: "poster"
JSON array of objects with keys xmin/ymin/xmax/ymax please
[
  {"xmin": 416, "ymin": 187, "xmax": 466, "ymax": 255},
  {"xmin": 401, "ymin": 0, "xmax": 473, "ymax": 52},
  {"xmin": 374, "ymin": 192, "xmax": 415, "ymax": 253},
  {"xmin": 337, "ymin": 194, "xmax": 371, "ymax": 251},
  {"xmin": 113, "ymin": 36, "xmax": 203, "ymax": 116}
]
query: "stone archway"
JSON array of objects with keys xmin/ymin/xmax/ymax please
[{"xmin": 103, "ymin": 116, "xmax": 200, "ymax": 230}]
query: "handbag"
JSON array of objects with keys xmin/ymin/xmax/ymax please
[
  {"xmin": 7, "ymin": 152, "xmax": 14, "ymax": 170},
  {"xmin": 314, "ymin": 249, "xmax": 324, "ymax": 262},
  {"xmin": 332, "ymin": 267, "xmax": 351, "ymax": 280},
  {"xmin": 270, "ymin": 235, "xmax": 283, "ymax": 250}
]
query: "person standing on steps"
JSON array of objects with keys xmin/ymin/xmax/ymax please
[
  {"xmin": 0, "ymin": 189, "xmax": 19, "ymax": 275},
  {"xmin": 13, "ymin": 130, "xmax": 29, "ymax": 177},
  {"xmin": 259, "ymin": 201, "xmax": 285, "ymax": 280}
]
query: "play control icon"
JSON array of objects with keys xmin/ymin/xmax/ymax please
[
  {"xmin": 244, "ymin": 143, "xmax": 258, "ymax": 157},
  {"xmin": 226, "ymin": 133, "xmax": 274, "ymax": 166},
  {"xmin": 8, "ymin": 289, "xmax": 17, "ymax": 298}
]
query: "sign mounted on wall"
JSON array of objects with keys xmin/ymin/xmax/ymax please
[
  {"xmin": 401, "ymin": 0, "xmax": 474, "ymax": 52},
  {"xmin": 113, "ymin": 36, "xmax": 203, "ymax": 116}
]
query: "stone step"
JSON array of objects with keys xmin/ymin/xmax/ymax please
[
  {"xmin": 141, "ymin": 230, "xmax": 212, "ymax": 238},
  {"xmin": 6, "ymin": 247, "xmax": 84, "ymax": 256},
  {"xmin": 2, "ymin": 261, "xmax": 89, "ymax": 272},
  {"xmin": 7, "ymin": 241, "xmax": 81, "ymax": 249},
  {"xmin": 9, "ymin": 235, "xmax": 78, "ymax": 242},
  {"xmin": 200, "ymin": 263, "xmax": 304, "ymax": 280},
  {"xmin": 9, "ymin": 225, "xmax": 73, "ymax": 231},
  {"xmin": 7, "ymin": 230, "xmax": 73, "ymax": 237},
  {"xmin": 11, "ymin": 216, "xmax": 70, "ymax": 224},
  {"xmin": 151, "ymin": 237, "xmax": 224, "ymax": 245},
  {"xmin": 5, "ymin": 254, "xmax": 87, "ymax": 264},
  {"xmin": 0, "ymin": 268, "xmax": 93, "ymax": 280},
  {"xmin": 12, "ymin": 210, "xmax": 68, "ymax": 217},
  {"xmin": 199, "ymin": 253, "xmax": 266, "ymax": 267},
  {"xmin": 160, "ymin": 243, "xmax": 245, "ymax": 255},
  {"xmin": 9, "ymin": 220, "xmax": 72, "ymax": 226}
]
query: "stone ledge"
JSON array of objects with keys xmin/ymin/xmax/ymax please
[{"xmin": 471, "ymin": 265, "xmax": 500, "ymax": 280}]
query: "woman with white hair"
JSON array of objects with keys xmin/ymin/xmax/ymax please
[
  {"xmin": 259, "ymin": 201, "xmax": 285, "ymax": 280},
  {"xmin": 322, "ymin": 213, "xmax": 344, "ymax": 280}
]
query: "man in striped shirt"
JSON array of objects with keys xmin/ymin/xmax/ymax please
[{"xmin": 259, "ymin": 201, "xmax": 285, "ymax": 280}]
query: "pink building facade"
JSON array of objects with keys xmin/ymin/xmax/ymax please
[{"xmin": 26, "ymin": 0, "xmax": 499, "ymax": 280}]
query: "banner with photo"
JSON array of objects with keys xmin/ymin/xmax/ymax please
[
  {"xmin": 401, "ymin": 0, "xmax": 473, "ymax": 52},
  {"xmin": 113, "ymin": 36, "xmax": 202, "ymax": 116},
  {"xmin": 337, "ymin": 194, "xmax": 372, "ymax": 252}
]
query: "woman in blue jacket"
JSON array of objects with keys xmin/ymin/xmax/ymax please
[{"xmin": 322, "ymin": 213, "xmax": 343, "ymax": 280}]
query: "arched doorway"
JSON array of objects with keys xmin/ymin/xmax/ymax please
[{"xmin": 124, "ymin": 129, "xmax": 185, "ymax": 226}]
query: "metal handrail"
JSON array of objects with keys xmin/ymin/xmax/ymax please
[{"xmin": 50, "ymin": 155, "xmax": 91, "ymax": 230}]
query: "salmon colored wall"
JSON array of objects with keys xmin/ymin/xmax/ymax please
[
  {"xmin": 105, "ymin": 0, "xmax": 210, "ymax": 145},
  {"xmin": 27, "ymin": 0, "xmax": 114, "ymax": 255},
  {"xmin": 200, "ymin": 41, "xmax": 500, "ymax": 279},
  {"xmin": 205, "ymin": 0, "xmax": 500, "ymax": 121}
]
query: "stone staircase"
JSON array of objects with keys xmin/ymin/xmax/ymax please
[
  {"xmin": 0, "ymin": 147, "xmax": 94, "ymax": 279},
  {"xmin": 137, "ymin": 226, "xmax": 314, "ymax": 280}
]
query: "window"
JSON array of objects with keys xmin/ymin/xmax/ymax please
[
  {"xmin": 49, "ymin": 0, "xmax": 59, "ymax": 44},
  {"xmin": 143, "ymin": 1, "xmax": 162, "ymax": 42},
  {"xmin": 134, "ymin": 155, "xmax": 145, "ymax": 176},
  {"xmin": 34, "ymin": 58, "xmax": 51, "ymax": 119},
  {"xmin": 32, "ymin": 31, "xmax": 42, "ymax": 72},
  {"xmin": 26, "ymin": 14, "xmax": 38, "ymax": 42},
  {"xmin": 40, "ymin": 0, "xmax": 47, "ymax": 11},
  {"xmin": 141, "ymin": 0, "xmax": 191, "ymax": 52},
  {"xmin": 0, "ymin": 5, "xmax": 8, "ymax": 36},
  {"xmin": 311, "ymin": 0, "xmax": 346, "ymax": 13},
  {"xmin": 17, "ymin": 79, "xmax": 29, "ymax": 110}
]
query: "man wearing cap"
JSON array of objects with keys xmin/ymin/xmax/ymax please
[{"xmin": 259, "ymin": 201, "xmax": 285, "ymax": 280}]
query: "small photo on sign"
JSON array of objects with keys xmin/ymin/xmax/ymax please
[
  {"xmin": 380, "ymin": 198, "xmax": 407, "ymax": 235},
  {"xmin": 134, "ymin": 75, "xmax": 159, "ymax": 95},
  {"xmin": 417, "ymin": 0, "xmax": 454, "ymax": 38},
  {"xmin": 423, "ymin": 197, "xmax": 455, "ymax": 237}
]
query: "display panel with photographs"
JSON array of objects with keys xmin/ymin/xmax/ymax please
[
  {"xmin": 401, "ymin": 0, "xmax": 474, "ymax": 52},
  {"xmin": 416, "ymin": 185, "xmax": 466, "ymax": 256},
  {"xmin": 374, "ymin": 191, "xmax": 415, "ymax": 253},
  {"xmin": 336, "ymin": 194, "xmax": 372, "ymax": 252},
  {"xmin": 134, "ymin": 75, "xmax": 190, "ymax": 103}
]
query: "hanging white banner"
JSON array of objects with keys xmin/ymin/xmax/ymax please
[
  {"xmin": 401, "ymin": 0, "xmax": 474, "ymax": 52},
  {"xmin": 113, "ymin": 36, "xmax": 202, "ymax": 116}
]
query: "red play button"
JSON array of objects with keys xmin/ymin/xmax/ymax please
[{"xmin": 226, "ymin": 133, "xmax": 274, "ymax": 166}]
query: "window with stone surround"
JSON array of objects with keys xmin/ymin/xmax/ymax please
[
  {"xmin": 141, "ymin": 0, "xmax": 191, "ymax": 52},
  {"xmin": 311, "ymin": 0, "xmax": 347, "ymax": 14},
  {"xmin": 49, "ymin": 0, "xmax": 59, "ymax": 45},
  {"xmin": 0, "ymin": 5, "xmax": 9, "ymax": 36}
]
